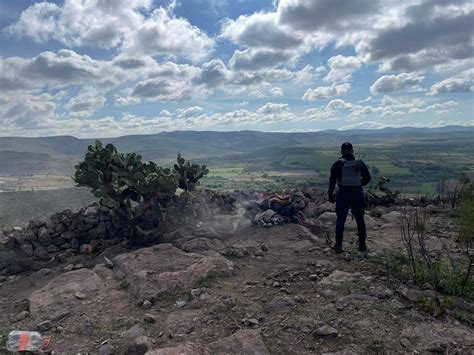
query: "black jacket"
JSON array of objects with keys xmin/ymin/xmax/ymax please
[{"xmin": 328, "ymin": 154, "xmax": 371, "ymax": 197}]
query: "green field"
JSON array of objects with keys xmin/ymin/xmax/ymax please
[{"xmin": 1, "ymin": 129, "xmax": 473, "ymax": 227}]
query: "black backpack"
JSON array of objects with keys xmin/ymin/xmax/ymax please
[{"xmin": 339, "ymin": 158, "xmax": 362, "ymax": 187}]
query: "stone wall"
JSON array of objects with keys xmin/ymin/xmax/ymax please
[{"xmin": 0, "ymin": 190, "xmax": 253, "ymax": 276}]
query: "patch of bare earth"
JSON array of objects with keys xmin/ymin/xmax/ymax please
[{"xmin": 0, "ymin": 215, "xmax": 473, "ymax": 354}]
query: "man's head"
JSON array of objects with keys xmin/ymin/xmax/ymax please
[{"xmin": 340, "ymin": 142, "xmax": 353, "ymax": 155}]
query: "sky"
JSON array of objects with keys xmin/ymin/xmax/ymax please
[{"xmin": 0, "ymin": 0, "xmax": 473, "ymax": 137}]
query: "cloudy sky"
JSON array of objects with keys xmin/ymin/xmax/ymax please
[{"xmin": 0, "ymin": 0, "xmax": 473, "ymax": 137}]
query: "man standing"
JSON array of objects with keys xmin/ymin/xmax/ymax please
[{"xmin": 328, "ymin": 142, "xmax": 371, "ymax": 253}]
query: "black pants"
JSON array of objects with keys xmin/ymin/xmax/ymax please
[{"xmin": 335, "ymin": 188, "xmax": 366, "ymax": 246}]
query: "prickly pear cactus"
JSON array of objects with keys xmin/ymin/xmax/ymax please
[
  {"xmin": 173, "ymin": 152, "xmax": 209, "ymax": 191},
  {"xmin": 74, "ymin": 141, "xmax": 209, "ymax": 239}
]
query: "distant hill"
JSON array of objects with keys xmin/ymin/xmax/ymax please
[{"xmin": 0, "ymin": 126, "xmax": 473, "ymax": 175}]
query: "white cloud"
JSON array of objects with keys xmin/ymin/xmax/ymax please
[
  {"xmin": 303, "ymin": 83, "xmax": 351, "ymax": 101},
  {"xmin": 220, "ymin": 12, "xmax": 303, "ymax": 50},
  {"xmin": 5, "ymin": 0, "xmax": 152, "ymax": 49},
  {"xmin": 232, "ymin": 101, "xmax": 249, "ymax": 107},
  {"xmin": 427, "ymin": 68, "xmax": 474, "ymax": 96},
  {"xmin": 121, "ymin": 7, "xmax": 214, "ymax": 63},
  {"xmin": 115, "ymin": 96, "xmax": 141, "ymax": 106},
  {"xmin": 361, "ymin": 1, "xmax": 474, "ymax": 72},
  {"xmin": 270, "ymin": 87, "xmax": 284, "ymax": 97},
  {"xmin": 228, "ymin": 48, "xmax": 295, "ymax": 71},
  {"xmin": 256, "ymin": 102, "xmax": 289, "ymax": 115},
  {"xmin": 370, "ymin": 73, "xmax": 424, "ymax": 95},
  {"xmin": 5, "ymin": 1, "xmax": 213, "ymax": 63},
  {"xmin": 324, "ymin": 55, "xmax": 362, "ymax": 83},
  {"xmin": 277, "ymin": 0, "xmax": 378, "ymax": 33},
  {"xmin": 65, "ymin": 90, "xmax": 106, "ymax": 118}
]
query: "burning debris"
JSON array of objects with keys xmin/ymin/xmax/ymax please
[{"xmin": 252, "ymin": 192, "xmax": 307, "ymax": 227}]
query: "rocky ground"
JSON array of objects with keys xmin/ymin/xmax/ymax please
[{"xmin": 0, "ymin": 196, "xmax": 473, "ymax": 354}]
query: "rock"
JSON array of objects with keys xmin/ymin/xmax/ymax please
[
  {"xmin": 34, "ymin": 245, "xmax": 50, "ymax": 259},
  {"xmin": 46, "ymin": 245, "xmax": 59, "ymax": 253},
  {"xmin": 73, "ymin": 263, "xmax": 84, "ymax": 270},
  {"xmin": 146, "ymin": 342, "xmax": 209, "ymax": 355},
  {"xmin": 400, "ymin": 323, "xmax": 474, "ymax": 352},
  {"xmin": 142, "ymin": 299, "xmax": 152, "ymax": 309},
  {"xmin": 75, "ymin": 291, "xmax": 86, "ymax": 300},
  {"xmin": 309, "ymin": 274, "xmax": 319, "ymax": 281},
  {"xmin": 315, "ymin": 212, "xmax": 337, "ymax": 225},
  {"xmin": 190, "ymin": 288, "xmax": 202, "ymax": 298},
  {"xmin": 241, "ymin": 318, "xmax": 259, "ymax": 327},
  {"xmin": 254, "ymin": 210, "xmax": 277, "ymax": 223},
  {"xmin": 37, "ymin": 320, "xmax": 52, "ymax": 331},
  {"xmin": 24, "ymin": 230, "xmax": 37, "ymax": 241},
  {"xmin": 124, "ymin": 324, "xmax": 145, "ymax": 338},
  {"xmin": 339, "ymin": 294, "xmax": 379, "ymax": 305},
  {"xmin": 380, "ymin": 211, "xmax": 403, "ymax": 224},
  {"xmin": 0, "ymin": 276, "xmax": 7, "ymax": 283},
  {"xmin": 84, "ymin": 206, "xmax": 98, "ymax": 217},
  {"xmin": 223, "ymin": 297, "xmax": 236, "ymax": 307},
  {"xmin": 99, "ymin": 344, "xmax": 114, "ymax": 355},
  {"xmin": 15, "ymin": 310, "xmax": 29, "ymax": 321},
  {"xmin": 397, "ymin": 286, "xmax": 437, "ymax": 303},
  {"xmin": 346, "ymin": 214, "xmax": 379, "ymax": 230},
  {"xmin": 322, "ymin": 345, "xmax": 362, "ymax": 355},
  {"xmin": 318, "ymin": 270, "xmax": 362, "ymax": 286},
  {"xmin": 368, "ymin": 285, "xmax": 393, "ymax": 299},
  {"xmin": 11, "ymin": 298, "xmax": 29, "ymax": 314},
  {"xmin": 61, "ymin": 231, "xmax": 75, "ymax": 240},
  {"xmin": 314, "ymin": 325, "xmax": 338, "ymax": 337},
  {"xmin": 19, "ymin": 242, "xmax": 34, "ymax": 257},
  {"xmin": 303, "ymin": 201, "xmax": 319, "ymax": 218},
  {"xmin": 0, "ymin": 249, "xmax": 33, "ymax": 274},
  {"xmin": 209, "ymin": 329, "xmax": 270, "ymax": 355},
  {"xmin": 38, "ymin": 227, "xmax": 52, "ymax": 246},
  {"xmin": 112, "ymin": 244, "xmax": 234, "ymax": 302},
  {"xmin": 176, "ymin": 237, "xmax": 225, "ymax": 253},
  {"xmin": 143, "ymin": 314, "xmax": 157, "ymax": 323},
  {"xmin": 0, "ymin": 234, "xmax": 15, "ymax": 251},
  {"xmin": 264, "ymin": 297, "xmax": 296, "ymax": 312},
  {"xmin": 165, "ymin": 309, "xmax": 202, "ymax": 335},
  {"xmin": 254, "ymin": 250, "xmax": 264, "ymax": 257},
  {"xmin": 128, "ymin": 336, "xmax": 153, "ymax": 355},
  {"xmin": 29, "ymin": 269, "xmax": 105, "ymax": 319}
]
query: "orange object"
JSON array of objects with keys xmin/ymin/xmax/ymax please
[{"xmin": 18, "ymin": 332, "xmax": 30, "ymax": 351}]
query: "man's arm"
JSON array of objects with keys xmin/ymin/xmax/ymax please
[
  {"xmin": 328, "ymin": 161, "xmax": 339, "ymax": 201},
  {"xmin": 360, "ymin": 161, "xmax": 371, "ymax": 186}
]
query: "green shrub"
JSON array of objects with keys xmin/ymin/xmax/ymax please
[{"xmin": 74, "ymin": 140, "xmax": 208, "ymax": 234}]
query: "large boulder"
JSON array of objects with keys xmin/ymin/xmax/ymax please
[
  {"xmin": 28, "ymin": 269, "xmax": 105, "ymax": 319},
  {"xmin": 113, "ymin": 244, "xmax": 235, "ymax": 302}
]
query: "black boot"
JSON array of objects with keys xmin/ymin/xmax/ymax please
[
  {"xmin": 333, "ymin": 235, "xmax": 343, "ymax": 253},
  {"xmin": 358, "ymin": 235, "xmax": 367, "ymax": 252}
]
